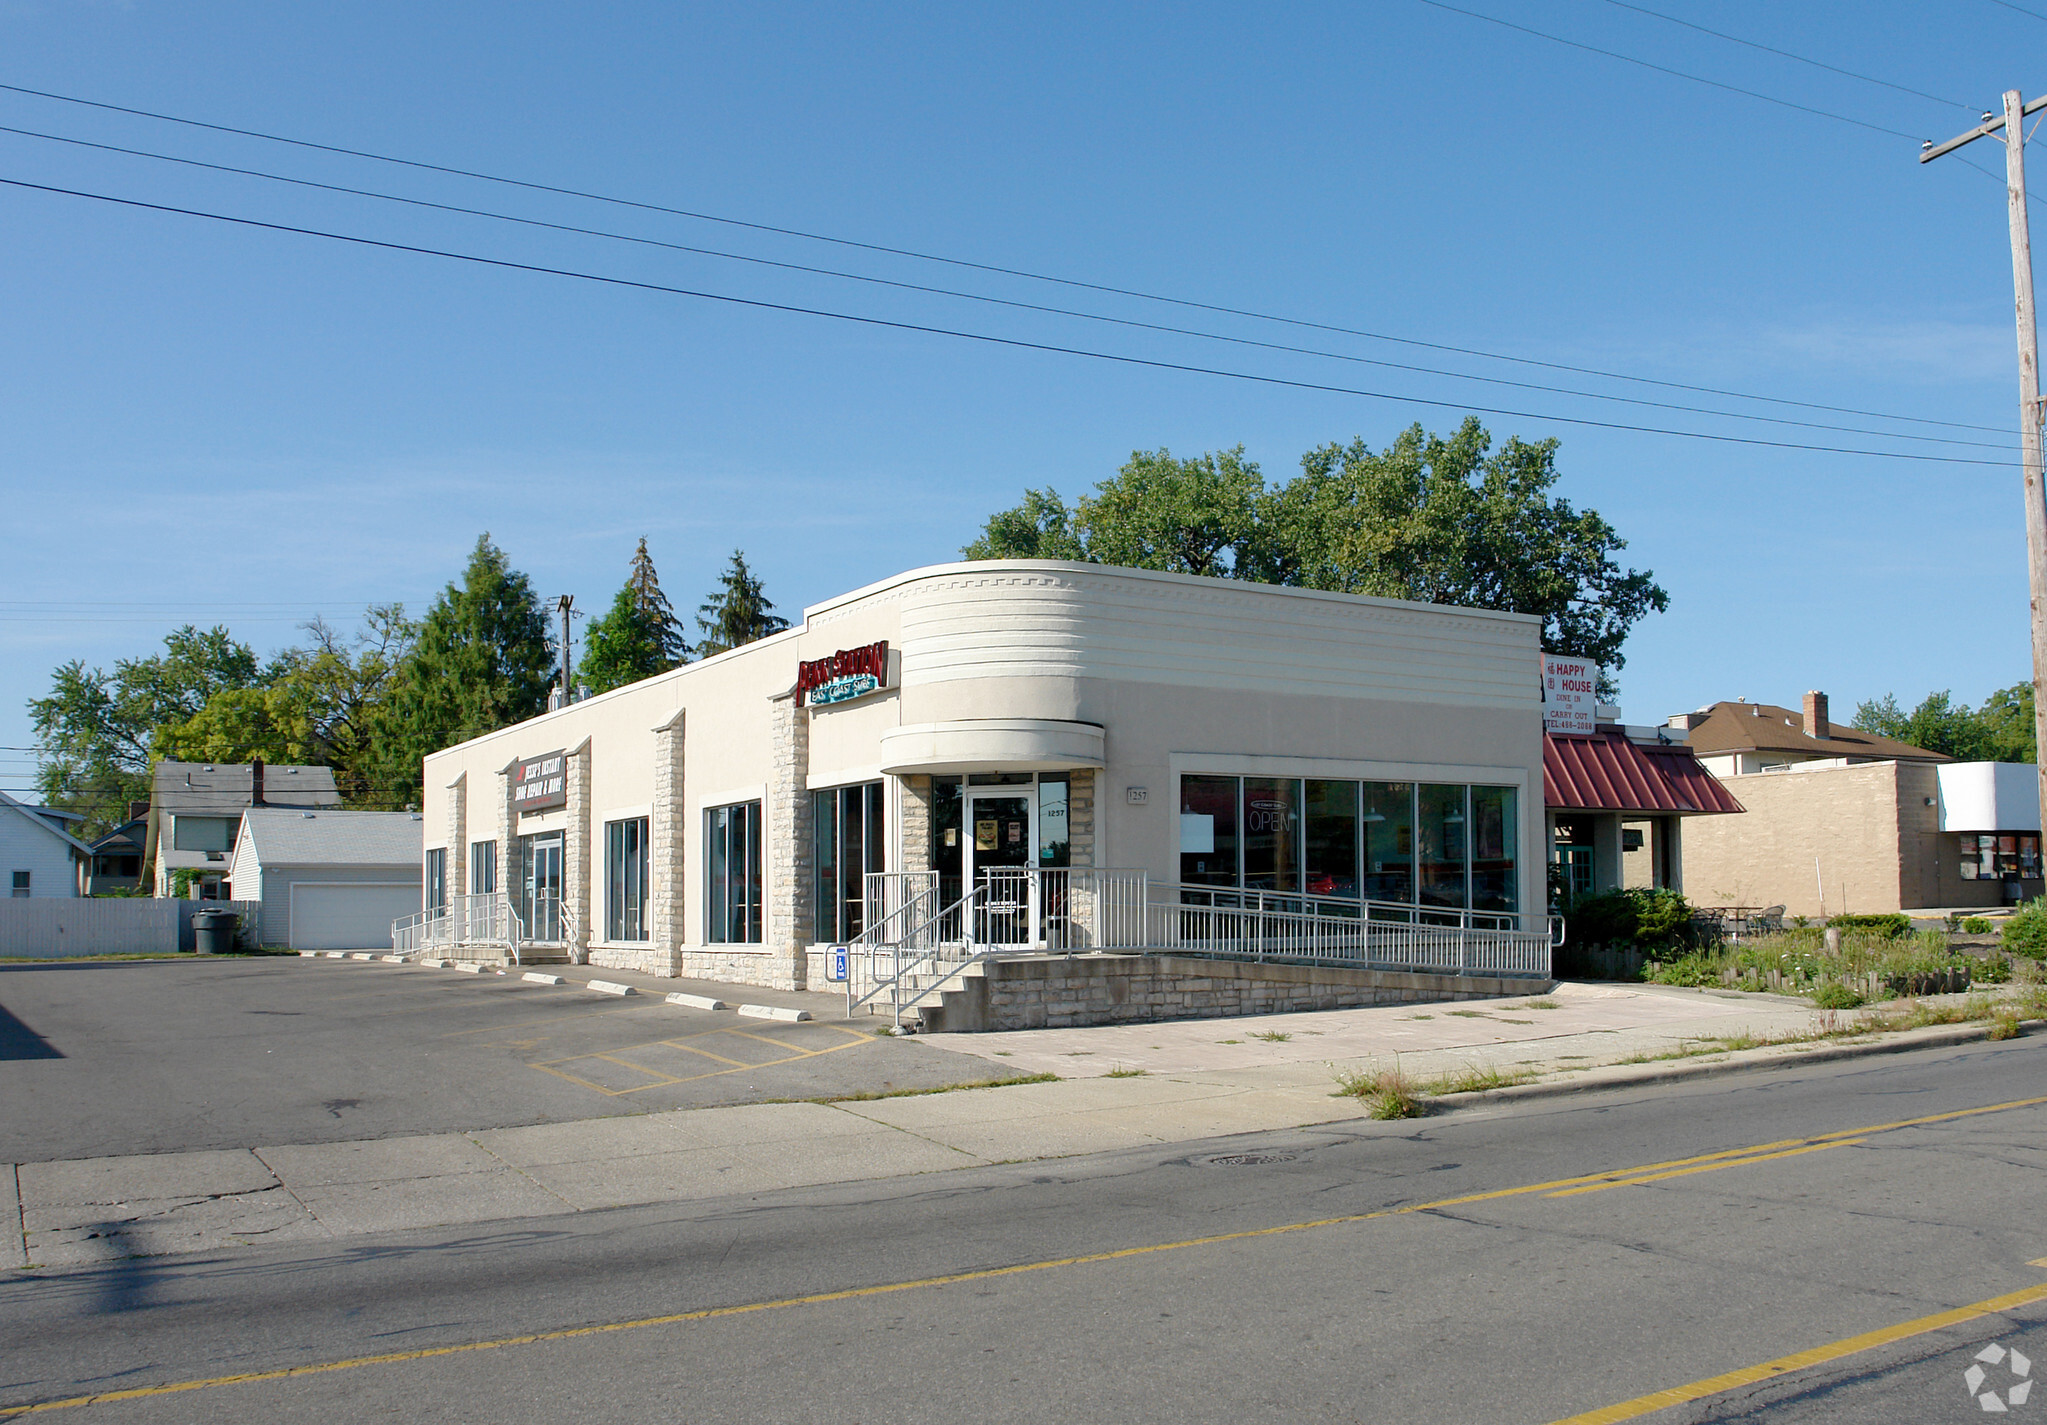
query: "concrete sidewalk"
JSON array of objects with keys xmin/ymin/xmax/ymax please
[{"xmin": 3, "ymin": 979, "xmax": 2004, "ymax": 1270}]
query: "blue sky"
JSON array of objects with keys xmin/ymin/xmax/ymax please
[{"xmin": 1, "ymin": 0, "xmax": 2040, "ymax": 792}]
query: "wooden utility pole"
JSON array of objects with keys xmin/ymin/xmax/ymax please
[{"xmin": 1923, "ymin": 89, "xmax": 2047, "ymax": 825}]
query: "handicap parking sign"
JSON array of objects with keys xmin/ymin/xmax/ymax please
[{"xmin": 828, "ymin": 945, "xmax": 849, "ymax": 982}]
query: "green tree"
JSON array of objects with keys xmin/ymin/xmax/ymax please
[
  {"xmin": 1852, "ymin": 685, "xmax": 2034, "ymax": 762},
  {"xmin": 1288, "ymin": 421, "xmax": 1666, "ymax": 686},
  {"xmin": 28, "ymin": 625, "xmax": 262, "ymax": 834},
  {"xmin": 695, "ymin": 550, "xmax": 789, "ymax": 657},
  {"xmin": 963, "ymin": 420, "xmax": 1667, "ymax": 692},
  {"xmin": 579, "ymin": 538, "xmax": 689, "ymax": 695},
  {"xmin": 368, "ymin": 535, "xmax": 554, "ymax": 804},
  {"xmin": 154, "ymin": 606, "xmax": 414, "ymax": 805}
]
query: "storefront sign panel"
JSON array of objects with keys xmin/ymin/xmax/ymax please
[
  {"xmin": 513, "ymin": 750, "xmax": 567, "ymax": 812},
  {"xmin": 1542, "ymin": 654, "xmax": 1600, "ymax": 735},
  {"xmin": 798, "ymin": 641, "xmax": 891, "ymax": 707}
]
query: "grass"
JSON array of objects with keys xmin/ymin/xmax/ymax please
[
  {"xmin": 1249, "ymin": 1030, "xmax": 1292, "ymax": 1042},
  {"xmin": 1104, "ymin": 1066, "xmax": 1149, "ymax": 1078},
  {"xmin": 1516, "ymin": 998, "xmax": 1561, "ymax": 1010},
  {"xmin": 1403, "ymin": 1014, "xmax": 1434, "ymax": 1021},
  {"xmin": 1334, "ymin": 1064, "xmax": 1426, "ymax": 1119},
  {"xmin": 1445, "ymin": 1009, "xmax": 1488, "ymax": 1019},
  {"xmin": 809, "ymin": 1072, "xmax": 1059, "ymax": 1104},
  {"xmin": 1334, "ymin": 1060, "xmax": 1533, "ymax": 1113}
]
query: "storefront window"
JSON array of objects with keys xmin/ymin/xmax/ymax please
[
  {"xmin": 1304, "ymin": 780, "xmax": 1358, "ymax": 899},
  {"xmin": 1470, "ymin": 786, "xmax": 1518, "ymax": 913},
  {"xmin": 705, "ymin": 803, "xmax": 761, "ymax": 943},
  {"xmin": 814, "ymin": 782, "xmax": 884, "ymax": 942},
  {"xmin": 1416, "ymin": 784, "xmax": 1468, "ymax": 910},
  {"xmin": 469, "ymin": 840, "xmax": 497, "ymax": 896},
  {"xmin": 1959, "ymin": 833, "xmax": 2040, "ymax": 881},
  {"xmin": 1179, "ymin": 775, "xmax": 1239, "ymax": 886},
  {"xmin": 1243, "ymin": 778, "xmax": 1302, "ymax": 891},
  {"xmin": 1361, "ymin": 782, "xmax": 1414, "ymax": 906},
  {"xmin": 606, "ymin": 817, "xmax": 650, "ymax": 942},
  {"xmin": 1038, "ymin": 776, "xmax": 1070, "ymax": 868},
  {"xmin": 425, "ymin": 847, "xmax": 446, "ymax": 916}
]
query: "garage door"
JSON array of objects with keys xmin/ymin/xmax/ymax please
[{"xmin": 289, "ymin": 883, "xmax": 423, "ymax": 952}]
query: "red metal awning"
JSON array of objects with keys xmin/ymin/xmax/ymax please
[{"xmin": 1545, "ymin": 731, "xmax": 1744, "ymax": 814}]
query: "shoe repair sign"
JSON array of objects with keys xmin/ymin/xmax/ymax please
[{"xmin": 513, "ymin": 750, "xmax": 567, "ymax": 812}]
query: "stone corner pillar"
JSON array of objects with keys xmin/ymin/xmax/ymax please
[
  {"xmin": 767, "ymin": 693, "xmax": 813, "ymax": 990},
  {"xmin": 649, "ymin": 708, "xmax": 688, "ymax": 974},
  {"xmin": 445, "ymin": 771, "xmax": 468, "ymax": 902},
  {"xmin": 565, "ymin": 736, "xmax": 593, "ymax": 962}
]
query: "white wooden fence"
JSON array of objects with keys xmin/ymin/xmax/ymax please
[{"xmin": 0, "ymin": 900, "xmax": 263, "ymax": 957}]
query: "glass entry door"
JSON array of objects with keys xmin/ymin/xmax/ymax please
[
  {"xmin": 965, "ymin": 793, "xmax": 1034, "ymax": 945},
  {"xmin": 522, "ymin": 834, "xmax": 563, "ymax": 942}
]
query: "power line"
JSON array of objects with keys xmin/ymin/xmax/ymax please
[
  {"xmin": 1984, "ymin": 0, "xmax": 2047, "ymax": 21},
  {"xmin": 0, "ymin": 121, "xmax": 2012, "ymax": 451},
  {"xmin": 0, "ymin": 77, "xmax": 2001, "ymax": 435},
  {"xmin": 0, "ymin": 172, "xmax": 2020, "ymax": 468},
  {"xmin": 1594, "ymin": 0, "xmax": 1976, "ymax": 112},
  {"xmin": 1410, "ymin": 0, "xmax": 1926, "ymax": 141}
]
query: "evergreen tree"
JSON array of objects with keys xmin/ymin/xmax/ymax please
[
  {"xmin": 579, "ymin": 539, "xmax": 689, "ymax": 695},
  {"xmin": 695, "ymin": 549, "xmax": 790, "ymax": 657},
  {"xmin": 368, "ymin": 534, "xmax": 554, "ymax": 803}
]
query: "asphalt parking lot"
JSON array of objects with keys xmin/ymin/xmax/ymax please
[{"xmin": 0, "ymin": 956, "xmax": 1028, "ymax": 1162}]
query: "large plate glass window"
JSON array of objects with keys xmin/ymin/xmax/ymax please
[
  {"xmin": 1360, "ymin": 782, "xmax": 1414, "ymax": 905},
  {"xmin": 1304, "ymin": 780, "xmax": 1358, "ymax": 899},
  {"xmin": 813, "ymin": 782, "xmax": 884, "ymax": 943},
  {"xmin": 1416, "ymin": 784, "xmax": 1469, "ymax": 910},
  {"xmin": 1243, "ymin": 778, "xmax": 1302, "ymax": 892},
  {"xmin": 606, "ymin": 817, "xmax": 650, "ymax": 942},
  {"xmin": 1179, "ymin": 775, "xmax": 1239, "ymax": 886},
  {"xmin": 470, "ymin": 840, "xmax": 497, "ymax": 896},
  {"xmin": 706, "ymin": 802, "xmax": 763, "ymax": 944},
  {"xmin": 1470, "ymin": 786, "xmax": 1518, "ymax": 912},
  {"xmin": 515, "ymin": 832, "xmax": 563, "ymax": 942},
  {"xmin": 425, "ymin": 847, "xmax": 447, "ymax": 916}
]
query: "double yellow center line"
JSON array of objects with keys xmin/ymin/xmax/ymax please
[{"xmin": 7, "ymin": 1092, "xmax": 2047, "ymax": 1418}]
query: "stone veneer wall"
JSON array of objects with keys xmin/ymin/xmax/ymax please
[
  {"xmin": 444, "ymin": 772, "xmax": 467, "ymax": 901},
  {"xmin": 695, "ymin": 693, "xmax": 811, "ymax": 991},
  {"xmin": 900, "ymin": 775, "xmax": 933, "ymax": 875},
  {"xmin": 604, "ymin": 709, "xmax": 686, "ymax": 978},
  {"xmin": 1067, "ymin": 768, "xmax": 1095, "ymax": 868},
  {"xmin": 496, "ymin": 761, "xmax": 522, "ymax": 922},
  {"xmin": 563, "ymin": 739, "xmax": 592, "ymax": 963},
  {"xmin": 943, "ymin": 954, "xmax": 1548, "ymax": 1031}
]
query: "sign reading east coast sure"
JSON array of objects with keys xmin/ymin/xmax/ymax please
[
  {"xmin": 1541, "ymin": 654, "xmax": 1600, "ymax": 736},
  {"xmin": 513, "ymin": 750, "xmax": 567, "ymax": 812},
  {"xmin": 797, "ymin": 641, "xmax": 891, "ymax": 707}
]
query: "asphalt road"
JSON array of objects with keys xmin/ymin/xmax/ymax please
[
  {"xmin": 3, "ymin": 1035, "xmax": 2044, "ymax": 1423},
  {"xmin": 0, "ymin": 958, "xmax": 1022, "ymax": 1160}
]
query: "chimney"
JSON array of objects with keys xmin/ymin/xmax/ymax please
[
  {"xmin": 251, "ymin": 758, "xmax": 265, "ymax": 807},
  {"xmin": 1803, "ymin": 691, "xmax": 1830, "ymax": 741}
]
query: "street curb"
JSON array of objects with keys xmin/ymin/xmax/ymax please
[
  {"xmin": 1430, "ymin": 1019, "xmax": 2042, "ymax": 1112},
  {"xmin": 587, "ymin": 980, "xmax": 637, "ymax": 997},
  {"xmin": 739, "ymin": 1003, "xmax": 811, "ymax": 1022},
  {"xmin": 667, "ymin": 992, "xmax": 729, "ymax": 1011},
  {"xmin": 522, "ymin": 972, "xmax": 566, "ymax": 986}
]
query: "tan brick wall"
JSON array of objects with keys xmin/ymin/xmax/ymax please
[{"xmin": 1683, "ymin": 763, "xmax": 1912, "ymax": 916}]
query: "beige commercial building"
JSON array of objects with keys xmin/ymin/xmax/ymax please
[
  {"xmin": 417, "ymin": 560, "xmax": 1551, "ymax": 992},
  {"xmin": 1676, "ymin": 691, "xmax": 2040, "ymax": 916}
]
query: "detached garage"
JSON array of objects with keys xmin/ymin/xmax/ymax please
[{"xmin": 228, "ymin": 809, "xmax": 423, "ymax": 951}]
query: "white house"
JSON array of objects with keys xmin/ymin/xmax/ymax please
[
  {"xmin": 0, "ymin": 791, "xmax": 90, "ymax": 898},
  {"xmin": 228, "ymin": 808, "xmax": 423, "ymax": 950}
]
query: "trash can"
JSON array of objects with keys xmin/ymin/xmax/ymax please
[{"xmin": 191, "ymin": 908, "xmax": 238, "ymax": 955}]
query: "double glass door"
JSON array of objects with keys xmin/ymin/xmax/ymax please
[
  {"xmin": 521, "ymin": 834, "xmax": 563, "ymax": 943},
  {"xmin": 965, "ymin": 794, "xmax": 1034, "ymax": 945}
]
